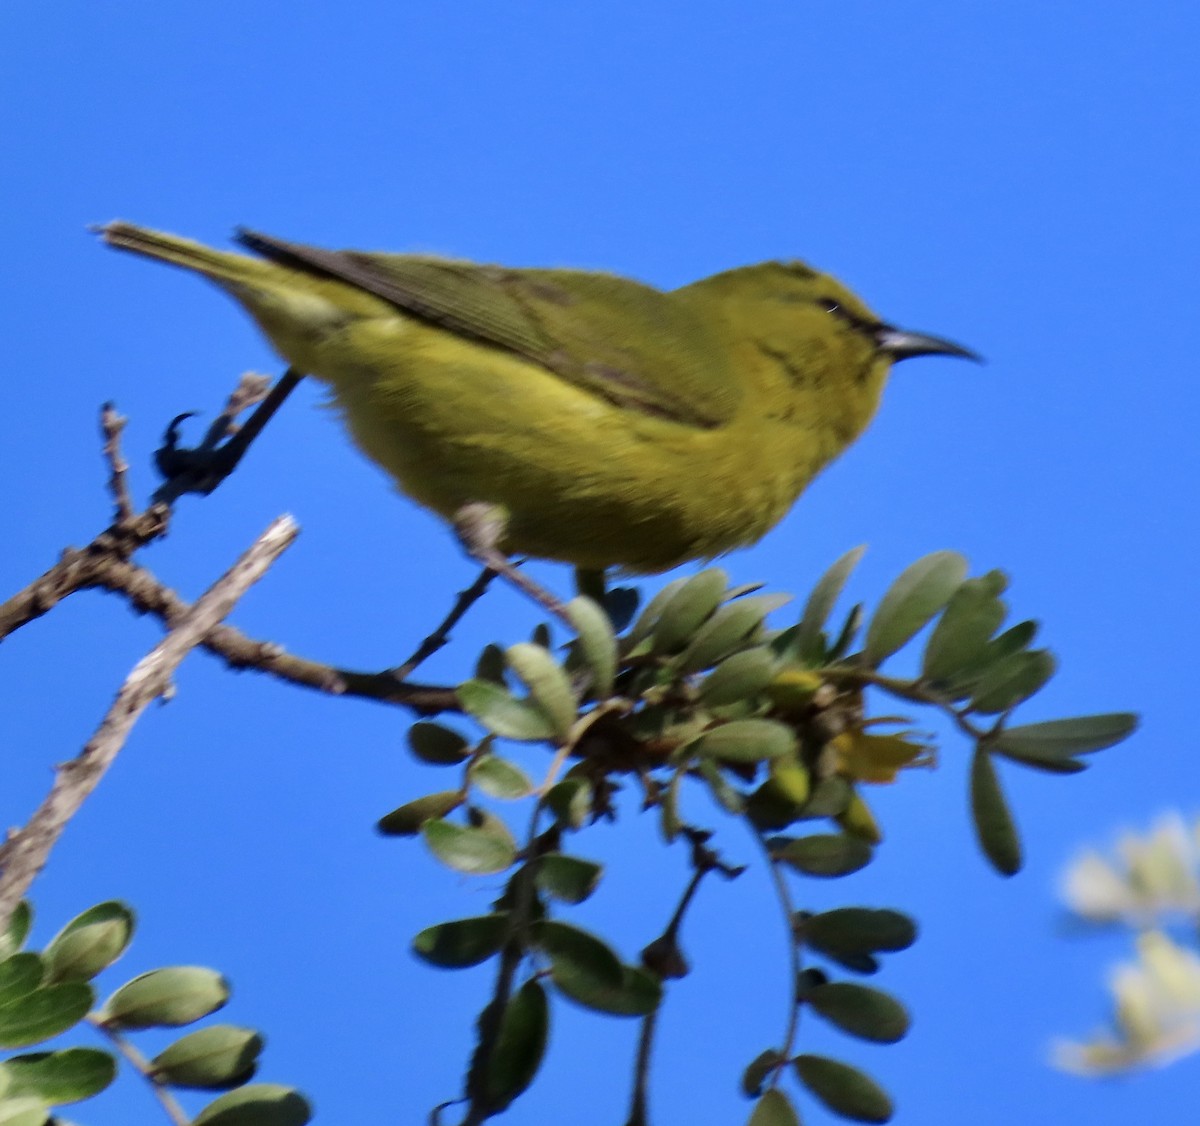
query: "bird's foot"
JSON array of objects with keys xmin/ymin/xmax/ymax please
[{"xmin": 152, "ymin": 369, "xmax": 303, "ymax": 505}]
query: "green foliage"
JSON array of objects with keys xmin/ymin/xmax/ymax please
[
  {"xmin": 373, "ymin": 547, "xmax": 1136, "ymax": 1122},
  {"xmin": 0, "ymin": 900, "xmax": 306, "ymax": 1124}
]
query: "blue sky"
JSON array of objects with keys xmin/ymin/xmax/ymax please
[{"xmin": 3, "ymin": 3, "xmax": 1199, "ymax": 1123}]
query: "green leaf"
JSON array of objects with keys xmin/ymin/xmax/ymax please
[
  {"xmin": 691, "ymin": 719, "xmax": 797, "ymax": 765},
  {"xmin": 993, "ymin": 713, "xmax": 1138, "ymax": 765},
  {"xmin": 531, "ymin": 921, "xmax": 622, "ymax": 990},
  {"xmin": 376, "ymin": 790, "xmax": 463, "ymax": 836},
  {"xmin": 422, "ymin": 818, "xmax": 517, "ymax": 875},
  {"xmin": 921, "ymin": 572, "xmax": 1007, "ymax": 682},
  {"xmin": 43, "ymin": 902, "xmax": 134, "ymax": 984},
  {"xmin": 412, "ymin": 915, "xmax": 509, "ymax": 969},
  {"xmin": 546, "ymin": 777, "xmax": 592, "ymax": 830},
  {"xmin": 101, "ymin": 967, "xmax": 228, "ymax": 1030},
  {"xmin": 747, "ymin": 1087, "xmax": 800, "ymax": 1126},
  {"xmin": 864, "ymin": 551, "xmax": 968, "ymax": 665},
  {"xmin": 650, "ymin": 569, "xmax": 728, "ymax": 654},
  {"xmin": 0, "ymin": 1098, "xmax": 49, "ymax": 1126},
  {"xmin": 802, "ymin": 909, "xmax": 917, "ymax": 969},
  {"xmin": 968, "ymin": 649, "xmax": 1056, "ymax": 714},
  {"xmin": 741, "ymin": 1049, "xmax": 784, "ymax": 1097},
  {"xmin": 565, "ymin": 596, "xmax": 617, "ymax": 698},
  {"xmin": 545, "ymin": 962, "xmax": 661, "ymax": 1017},
  {"xmin": 970, "ymin": 748, "xmax": 1022, "ymax": 876},
  {"xmin": 797, "ymin": 546, "xmax": 867, "ymax": 660},
  {"xmin": 0, "ymin": 1048, "xmax": 115, "ymax": 1104},
  {"xmin": 699, "ymin": 648, "xmax": 778, "ymax": 707},
  {"xmin": 625, "ymin": 576, "xmax": 690, "ymax": 647},
  {"xmin": 474, "ymin": 644, "xmax": 507, "ymax": 684},
  {"xmin": 192, "ymin": 1083, "xmax": 311, "ymax": 1126},
  {"xmin": 678, "ymin": 594, "xmax": 791, "ymax": 673},
  {"xmin": 0, "ymin": 906, "xmax": 32, "ymax": 962},
  {"xmin": 793, "ymin": 1054, "xmax": 893, "ymax": 1123},
  {"xmin": 152, "ymin": 1025, "xmax": 262, "ymax": 1091},
  {"xmin": 469, "ymin": 755, "xmax": 535, "ymax": 800},
  {"xmin": 805, "ymin": 983, "xmax": 909, "ymax": 1043},
  {"xmin": 535, "ymin": 855, "xmax": 603, "ymax": 905},
  {"xmin": 457, "ymin": 679, "xmax": 557, "ymax": 742},
  {"xmin": 0, "ymin": 958, "xmax": 44, "ymax": 1009},
  {"xmin": 505, "ymin": 643, "xmax": 577, "ymax": 740},
  {"xmin": 772, "ymin": 834, "xmax": 873, "ymax": 878},
  {"xmin": 0, "ymin": 984, "xmax": 93, "ymax": 1048},
  {"xmin": 406, "ymin": 722, "xmax": 472, "ymax": 765},
  {"xmin": 485, "ymin": 979, "xmax": 548, "ymax": 1112}
]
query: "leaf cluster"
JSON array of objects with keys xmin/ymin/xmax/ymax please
[{"xmin": 0, "ymin": 901, "xmax": 309, "ymax": 1126}]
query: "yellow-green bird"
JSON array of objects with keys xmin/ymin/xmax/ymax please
[{"xmin": 101, "ymin": 224, "xmax": 977, "ymax": 574}]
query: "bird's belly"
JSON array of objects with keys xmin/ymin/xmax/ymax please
[{"xmin": 304, "ymin": 320, "xmax": 802, "ymax": 572}]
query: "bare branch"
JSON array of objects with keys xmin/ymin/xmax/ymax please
[
  {"xmin": 100, "ymin": 402, "xmax": 135, "ymax": 522},
  {"xmin": 0, "ymin": 516, "xmax": 299, "ymax": 929}
]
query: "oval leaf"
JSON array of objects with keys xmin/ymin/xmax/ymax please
[
  {"xmin": 565, "ymin": 596, "xmax": 617, "ymax": 698},
  {"xmin": 469, "ymin": 755, "xmax": 535, "ymax": 800},
  {"xmin": 969, "ymin": 649, "xmax": 1056, "ymax": 714},
  {"xmin": 422, "ymin": 818, "xmax": 517, "ymax": 875},
  {"xmin": 101, "ymin": 967, "xmax": 228, "ymax": 1030},
  {"xmin": 0, "ymin": 984, "xmax": 93, "ymax": 1048},
  {"xmin": 692, "ymin": 719, "xmax": 797, "ymax": 765},
  {"xmin": 803, "ymin": 909, "xmax": 917, "ymax": 965},
  {"xmin": 407, "ymin": 722, "xmax": 472, "ymax": 766},
  {"xmin": 650, "ymin": 569, "xmax": 728, "ymax": 654},
  {"xmin": 797, "ymin": 546, "xmax": 867, "ymax": 660},
  {"xmin": 741, "ymin": 1049, "xmax": 784, "ymax": 1097},
  {"xmin": 921, "ymin": 573, "xmax": 1008, "ymax": 682},
  {"xmin": 699, "ymin": 648, "xmax": 778, "ymax": 707},
  {"xmin": 625, "ymin": 576, "xmax": 689, "ymax": 648},
  {"xmin": 0, "ymin": 958, "xmax": 44, "ymax": 1009},
  {"xmin": 192, "ymin": 1082, "xmax": 311, "ymax": 1126},
  {"xmin": 152, "ymin": 1025, "xmax": 262, "ymax": 1090},
  {"xmin": 485, "ymin": 979, "xmax": 549, "ymax": 1112},
  {"xmin": 505, "ymin": 643, "xmax": 577, "ymax": 740},
  {"xmin": 805, "ymin": 983, "xmax": 910, "ymax": 1043},
  {"xmin": 545, "ymin": 962, "xmax": 661, "ymax": 1017},
  {"xmin": 679, "ymin": 593, "xmax": 791, "ymax": 673},
  {"xmin": 0, "ymin": 1047, "xmax": 115, "ymax": 1104},
  {"xmin": 747, "ymin": 1087, "xmax": 800, "ymax": 1126},
  {"xmin": 993, "ymin": 713, "xmax": 1137, "ymax": 761},
  {"xmin": 865, "ymin": 551, "xmax": 968, "ymax": 665},
  {"xmin": 531, "ymin": 921, "xmax": 622, "ymax": 990},
  {"xmin": 535, "ymin": 855, "xmax": 603, "ymax": 905},
  {"xmin": 44, "ymin": 902, "xmax": 135, "ymax": 983},
  {"xmin": 377, "ymin": 791, "xmax": 463, "ymax": 837},
  {"xmin": 457, "ymin": 679, "xmax": 557, "ymax": 742},
  {"xmin": 546, "ymin": 777, "xmax": 591, "ymax": 830},
  {"xmin": 412, "ymin": 915, "xmax": 508, "ymax": 969},
  {"xmin": 793, "ymin": 1054, "xmax": 893, "ymax": 1123},
  {"xmin": 0, "ymin": 906, "xmax": 32, "ymax": 962},
  {"xmin": 772, "ymin": 834, "xmax": 873, "ymax": 878},
  {"xmin": 970, "ymin": 748, "xmax": 1022, "ymax": 876}
]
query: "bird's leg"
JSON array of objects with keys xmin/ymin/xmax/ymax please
[
  {"xmin": 453, "ymin": 502, "xmax": 572, "ymax": 627},
  {"xmin": 153, "ymin": 368, "xmax": 305, "ymax": 504}
]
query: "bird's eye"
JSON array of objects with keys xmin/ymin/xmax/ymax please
[{"xmin": 818, "ymin": 297, "xmax": 845, "ymax": 317}]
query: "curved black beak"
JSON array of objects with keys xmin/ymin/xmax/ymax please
[{"xmin": 875, "ymin": 324, "xmax": 983, "ymax": 364}]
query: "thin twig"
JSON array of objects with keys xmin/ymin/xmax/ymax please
[
  {"xmin": 755, "ymin": 829, "xmax": 802, "ymax": 1088},
  {"xmin": 91, "ymin": 1018, "xmax": 191, "ymax": 1126},
  {"xmin": 392, "ymin": 566, "xmax": 498, "ymax": 681},
  {"xmin": 100, "ymin": 402, "xmax": 135, "ymax": 522},
  {"xmin": 0, "ymin": 516, "xmax": 298, "ymax": 929}
]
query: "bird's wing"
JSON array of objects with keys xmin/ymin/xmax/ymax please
[{"xmin": 236, "ymin": 229, "xmax": 740, "ymax": 429}]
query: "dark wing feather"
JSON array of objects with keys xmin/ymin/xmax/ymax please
[{"xmin": 236, "ymin": 229, "xmax": 739, "ymax": 429}]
